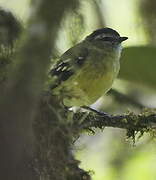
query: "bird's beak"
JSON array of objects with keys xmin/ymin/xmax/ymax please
[{"xmin": 118, "ymin": 37, "xmax": 128, "ymax": 43}]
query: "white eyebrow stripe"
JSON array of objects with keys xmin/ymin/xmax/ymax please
[
  {"xmin": 94, "ymin": 33, "xmax": 116, "ymax": 40},
  {"xmin": 95, "ymin": 34, "xmax": 106, "ymax": 39}
]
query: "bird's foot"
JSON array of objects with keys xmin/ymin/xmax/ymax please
[{"xmin": 81, "ymin": 106, "xmax": 111, "ymax": 117}]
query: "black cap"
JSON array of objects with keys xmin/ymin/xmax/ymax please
[
  {"xmin": 86, "ymin": 28, "xmax": 120, "ymax": 40},
  {"xmin": 86, "ymin": 28, "xmax": 128, "ymax": 43}
]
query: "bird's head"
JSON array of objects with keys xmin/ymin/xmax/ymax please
[{"xmin": 85, "ymin": 28, "xmax": 128, "ymax": 49}]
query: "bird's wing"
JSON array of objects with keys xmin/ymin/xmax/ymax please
[{"xmin": 49, "ymin": 43, "xmax": 88, "ymax": 89}]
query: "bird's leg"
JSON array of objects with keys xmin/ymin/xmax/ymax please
[
  {"xmin": 81, "ymin": 106, "xmax": 111, "ymax": 117},
  {"xmin": 61, "ymin": 100, "xmax": 69, "ymax": 111}
]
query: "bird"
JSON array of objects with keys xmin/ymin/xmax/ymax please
[{"xmin": 49, "ymin": 28, "xmax": 128, "ymax": 108}]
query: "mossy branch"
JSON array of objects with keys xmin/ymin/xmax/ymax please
[{"xmin": 74, "ymin": 109, "xmax": 156, "ymax": 138}]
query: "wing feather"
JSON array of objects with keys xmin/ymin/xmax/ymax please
[{"xmin": 49, "ymin": 44, "xmax": 88, "ymax": 89}]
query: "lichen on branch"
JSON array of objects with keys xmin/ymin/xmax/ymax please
[{"xmin": 74, "ymin": 108, "xmax": 156, "ymax": 139}]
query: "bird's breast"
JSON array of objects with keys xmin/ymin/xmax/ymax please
[
  {"xmin": 78, "ymin": 55, "xmax": 120, "ymax": 98},
  {"xmin": 62, "ymin": 51, "xmax": 120, "ymax": 106}
]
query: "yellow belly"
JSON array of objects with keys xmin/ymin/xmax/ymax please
[{"xmin": 60, "ymin": 58, "xmax": 120, "ymax": 107}]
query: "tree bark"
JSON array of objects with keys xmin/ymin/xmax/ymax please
[{"xmin": 0, "ymin": 0, "xmax": 78, "ymax": 179}]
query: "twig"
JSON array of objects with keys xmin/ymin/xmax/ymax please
[
  {"xmin": 108, "ymin": 89, "xmax": 145, "ymax": 109},
  {"xmin": 73, "ymin": 110, "xmax": 156, "ymax": 137}
]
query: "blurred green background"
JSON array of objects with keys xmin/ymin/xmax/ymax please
[{"xmin": 2, "ymin": 0, "xmax": 156, "ymax": 179}]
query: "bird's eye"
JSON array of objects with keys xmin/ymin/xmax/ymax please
[{"xmin": 101, "ymin": 37, "xmax": 113, "ymax": 41}]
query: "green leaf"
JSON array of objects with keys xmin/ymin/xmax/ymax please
[{"xmin": 119, "ymin": 46, "xmax": 156, "ymax": 89}]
